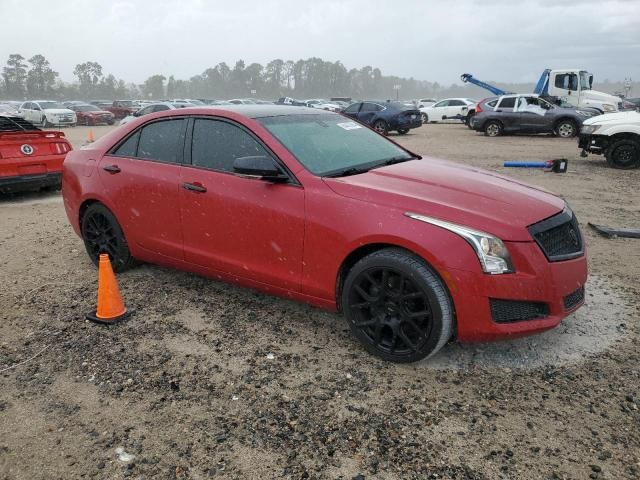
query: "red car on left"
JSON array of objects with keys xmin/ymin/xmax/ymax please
[{"xmin": 0, "ymin": 116, "xmax": 72, "ymax": 194}]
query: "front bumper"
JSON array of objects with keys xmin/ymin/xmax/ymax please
[
  {"xmin": 446, "ymin": 240, "xmax": 588, "ymax": 342},
  {"xmin": 0, "ymin": 172, "xmax": 62, "ymax": 194},
  {"xmin": 578, "ymin": 133, "xmax": 608, "ymax": 155}
]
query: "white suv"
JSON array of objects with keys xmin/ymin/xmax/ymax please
[
  {"xmin": 18, "ymin": 101, "xmax": 77, "ymax": 127},
  {"xmin": 420, "ymin": 98, "xmax": 476, "ymax": 123},
  {"xmin": 579, "ymin": 111, "xmax": 640, "ymax": 169}
]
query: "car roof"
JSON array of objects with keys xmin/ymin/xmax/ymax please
[{"xmin": 176, "ymin": 105, "xmax": 332, "ymax": 118}]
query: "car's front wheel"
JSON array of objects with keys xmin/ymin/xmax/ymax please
[
  {"xmin": 342, "ymin": 248, "xmax": 454, "ymax": 363},
  {"xmin": 606, "ymin": 138, "xmax": 640, "ymax": 169},
  {"xmin": 373, "ymin": 120, "xmax": 388, "ymax": 135},
  {"xmin": 81, "ymin": 203, "xmax": 136, "ymax": 272}
]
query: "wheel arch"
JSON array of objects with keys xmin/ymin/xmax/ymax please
[{"xmin": 335, "ymin": 242, "xmax": 457, "ymax": 323}]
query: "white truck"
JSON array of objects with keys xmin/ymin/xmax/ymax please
[
  {"xmin": 536, "ymin": 69, "xmax": 622, "ymax": 113},
  {"xmin": 579, "ymin": 111, "xmax": 640, "ymax": 169}
]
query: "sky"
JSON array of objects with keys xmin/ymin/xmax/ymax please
[{"xmin": 1, "ymin": 0, "xmax": 638, "ymax": 86}]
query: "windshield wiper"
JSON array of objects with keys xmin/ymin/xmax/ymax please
[{"xmin": 324, "ymin": 166, "xmax": 372, "ymax": 178}]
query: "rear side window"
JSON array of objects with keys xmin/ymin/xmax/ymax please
[
  {"xmin": 191, "ymin": 119, "xmax": 272, "ymax": 173},
  {"xmin": 497, "ymin": 97, "xmax": 516, "ymax": 109},
  {"xmin": 137, "ymin": 119, "xmax": 186, "ymax": 163}
]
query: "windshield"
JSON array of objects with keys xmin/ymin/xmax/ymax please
[
  {"xmin": 76, "ymin": 105, "xmax": 100, "ymax": 111},
  {"xmin": 39, "ymin": 101, "xmax": 64, "ymax": 109},
  {"xmin": 579, "ymin": 71, "xmax": 591, "ymax": 90},
  {"xmin": 258, "ymin": 113, "xmax": 414, "ymax": 176}
]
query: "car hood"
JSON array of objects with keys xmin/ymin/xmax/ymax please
[
  {"xmin": 323, "ymin": 158, "xmax": 565, "ymax": 241},
  {"xmin": 583, "ymin": 110, "xmax": 640, "ymax": 126},
  {"xmin": 84, "ymin": 110, "xmax": 112, "ymax": 115},
  {"xmin": 43, "ymin": 108, "xmax": 75, "ymax": 114}
]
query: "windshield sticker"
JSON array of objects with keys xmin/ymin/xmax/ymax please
[{"xmin": 337, "ymin": 121, "xmax": 362, "ymax": 130}]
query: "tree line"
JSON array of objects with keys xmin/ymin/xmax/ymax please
[
  {"xmin": 0, "ymin": 53, "xmax": 459, "ymax": 101},
  {"xmin": 1, "ymin": 53, "xmax": 632, "ymax": 102}
]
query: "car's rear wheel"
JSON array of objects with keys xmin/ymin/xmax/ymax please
[
  {"xmin": 397, "ymin": 129, "xmax": 409, "ymax": 135},
  {"xmin": 342, "ymin": 248, "xmax": 454, "ymax": 363},
  {"xmin": 484, "ymin": 120, "xmax": 503, "ymax": 137},
  {"xmin": 606, "ymin": 139, "xmax": 640, "ymax": 169},
  {"xmin": 421, "ymin": 113, "xmax": 429, "ymax": 123},
  {"xmin": 81, "ymin": 203, "xmax": 136, "ymax": 272},
  {"xmin": 555, "ymin": 119, "xmax": 577, "ymax": 138},
  {"xmin": 373, "ymin": 120, "xmax": 388, "ymax": 135}
]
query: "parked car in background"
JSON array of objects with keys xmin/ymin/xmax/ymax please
[
  {"xmin": 420, "ymin": 98, "xmax": 476, "ymax": 124},
  {"xmin": 103, "ymin": 100, "xmax": 140, "ymax": 119},
  {"xmin": 228, "ymin": 98, "xmax": 257, "ymax": 105},
  {"xmin": 0, "ymin": 115, "xmax": 72, "ymax": 194},
  {"xmin": 342, "ymin": 101, "xmax": 422, "ymax": 135},
  {"xmin": 68, "ymin": 104, "xmax": 116, "ymax": 126},
  {"xmin": 275, "ymin": 97, "xmax": 306, "ymax": 106},
  {"xmin": 0, "ymin": 103, "xmax": 20, "ymax": 116},
  {"xmin": 472, "ymin": 94, "xmax": 596, "ymax": 138},
  {"xmin": 417, "ymin": 98, "xmax": 437, "ymax": 108},
  {"xmin": 62, "ymin": 105, "xmax": 587, "ymax": 363},
  {"xmin": 18, "ymin": 101, "xmax": 77, "ymax": 127},
  {"xmin": 305, "ymin": 99, "xmax": 341, "ymax": 111},
  {"xmin": 579, "ymin": 110, "xmax": 640, "ymax": 169},
  {"xmin": 119, "ymin": 102, "xmax": 193, "ymax": 125},
  {"xmin": 63, "ymin": 101, "xmax": 88, "ymax": 108},
  {"xmin": 169, "ymin": 99, "xmax": 205, "ymax": 106}
]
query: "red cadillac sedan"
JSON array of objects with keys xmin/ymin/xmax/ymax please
[{"xmin": 62, "ymin": 106, "xmax": 587, "ymax": 362}]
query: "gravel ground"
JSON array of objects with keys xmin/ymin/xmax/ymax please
[{"xmin": 1, "ymin": 123, "xmax": 638, "ymax": 479}]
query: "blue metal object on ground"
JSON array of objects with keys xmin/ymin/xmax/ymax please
[{"xmin": 503, "ymin": 161, "xmax": 548, "ymax": 168}]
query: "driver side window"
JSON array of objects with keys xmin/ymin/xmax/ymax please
[{"xmin": 433, "ymin": 100, "xmax": 449, "ymax": 108}]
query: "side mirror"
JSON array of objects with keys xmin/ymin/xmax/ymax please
[
  {"xmin": 133, "ymin": 111, "xmax": 141, "ymax": 117},
  {"xmin": 233, "ymin": 156, "xmax": 288, "ymax": 183}
]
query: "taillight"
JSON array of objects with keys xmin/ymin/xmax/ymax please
[
  {"xmin": 476, "ymin": 103, "xmax": 483, "ymax": 114},
  {"xmin": 51, "ymin": 142, "xmax": 71, "ymax": 154}
]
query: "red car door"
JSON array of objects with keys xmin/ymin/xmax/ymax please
[
  {"xmin": 180, "ymin": 117, "xmax": 304, "ymax": 291},
  {"xmin": 98, "ymin": 118, "xmax": 187, "ymax": 260}
]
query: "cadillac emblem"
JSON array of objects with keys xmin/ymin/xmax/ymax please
[{"xmin": 20, "ymin": 144, "xmax": 34, "ymax": 155}]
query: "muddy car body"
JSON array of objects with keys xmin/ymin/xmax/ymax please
[{"xmin": 62, "ymin": 106, "xmax": 587, "ymax": 362}]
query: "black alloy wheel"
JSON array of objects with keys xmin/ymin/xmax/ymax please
[
  {"xmin": 607, "ymin": 139, "xmax": 640, "ymax": 169},
  {"xmin": 397, "ymin": 129, "xmax": 409, "ymax": 135},
  {"xmin": 343, "ymin": 248, "xmax": 453, "ymax": 363},
  {"xmin": 81, "ymin": 203, "xmax": 135, "ymax": 272}
]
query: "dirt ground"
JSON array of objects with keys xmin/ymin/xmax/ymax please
[{"xmin": 1, "ymin": 123, "xmax": 638, "ymax": 480}]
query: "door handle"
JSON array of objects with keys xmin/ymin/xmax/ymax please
[
  {"xmin": 182, "ymin": 182, "xmax": 207, "ymax": 193},
  {"xmin": 103, "ymin": 165, "xmax": 121, "ymax": 174}
]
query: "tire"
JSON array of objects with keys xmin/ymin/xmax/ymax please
[
  {"xmin": 81, "ymin": 203, "xmax": 136, "ymax": 273},
  {"xmin": 421, "ymin": 113, "xmax": 429, "ymax": 123},
  {"xmin": 555, "ymin": 119, "xmax": 577, "ymax": 138},
  {"xmin": 373, "ymin": 120, "xmax": 388, "ymax": 135},
  {"xmin": 466, "ymin": 112, "xmax": 475, "ymax": 129},
  {"xmin": 606, "ymin": 138, "xmax": 640, "ymax": 169},
  {"xmin": 397, "ymin": 129, "xmax": 409, "ymax": 135},
  {"xmin": 107, "ymin": 120, "xmax": 115, "ymax": 126},
  {"xmin": 342, "ymin": 248, "xmax": 454, "ymax": 363},
  {"xmin": 484, "ymin": 120, "xmax": 503, "ymax": 137}
]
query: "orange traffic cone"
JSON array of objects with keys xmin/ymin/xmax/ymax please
[
  {"xmin": 86, "ymin": 254, "xmax": 131, "ymax": 324},
  {"xmin": 87, "ymin": 129, "xmax": 94, "ymax": 143}
]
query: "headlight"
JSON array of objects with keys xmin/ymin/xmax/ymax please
[
  {"xmin": 405, "ymin": 212, "xmax": 514, "ymax": 274},
  {"xmin": 602, "ymin": 104, "xmax": 616, "ymax": 112},
  {"xmin": 576, "ymin": 111, "xmax": 592, "ymax": 117},
  {"xmin": 581, "ymin": 125, "xmax": 600, "ymax": 134}
]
